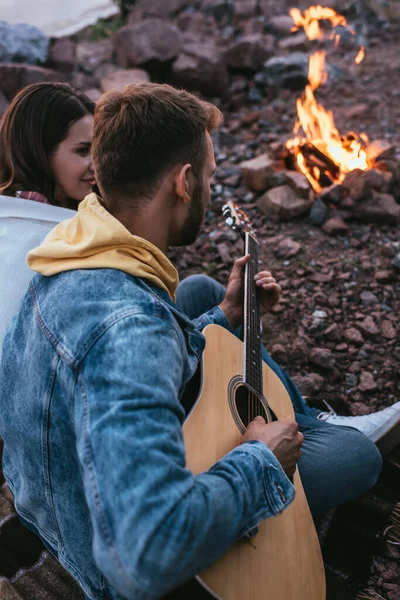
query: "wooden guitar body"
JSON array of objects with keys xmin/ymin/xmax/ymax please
[{"xmin": 183, "ymin": 324, "xmax": 326, "ymax": 600}]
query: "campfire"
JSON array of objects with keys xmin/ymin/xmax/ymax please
[
  {"xmin": 240, "ymin": 4, "xmax": 400, "ymax": 229},
  {"xmin": 286, "ymin": 5, "xmax": 369, "ymax": 194}
]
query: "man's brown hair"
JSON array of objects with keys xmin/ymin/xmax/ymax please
[{"xmin": 92, "ymin": 83, "xmax": 222, "ymax": 211}]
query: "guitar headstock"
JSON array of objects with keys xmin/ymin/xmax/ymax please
[{"xmin": 222, "ymin": 201, "xmax": 256, "ymax": 239}]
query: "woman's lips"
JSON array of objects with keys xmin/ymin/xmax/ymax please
[{"xmin": 82, "ymin": 178, "xmax": 96, "ymax": 186}]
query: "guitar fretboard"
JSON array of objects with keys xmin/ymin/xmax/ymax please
[{"xmin": 244, "ymin": 233, "xmax": 263, "ymax": 396}]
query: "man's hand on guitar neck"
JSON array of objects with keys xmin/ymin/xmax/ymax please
[
  {"xmin": 244, "ymin": 416, "xmax": 304, "ymax": 479},
  {"xmin": 219, "ymin": 255, "xmax": 281, "ymax": 330}
]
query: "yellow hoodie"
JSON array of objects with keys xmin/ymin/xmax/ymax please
[{"xmin": 27, "ymin": 193, "xmax": 179, "ymax": 300}]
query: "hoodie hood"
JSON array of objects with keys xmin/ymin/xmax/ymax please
[{"xmin": 27, "ymin": 193, "xmax": 179, "ymax": 300}]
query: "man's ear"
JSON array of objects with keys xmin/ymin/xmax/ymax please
[{"xmin": 175, "ymin": 164, "xmax": 193, "ymax": 205}]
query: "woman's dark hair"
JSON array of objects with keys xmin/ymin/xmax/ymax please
[{"xmin": 0, "ymin": 82, "xmax": 95, "ymax": 207}]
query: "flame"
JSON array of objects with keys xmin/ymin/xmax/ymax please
[
  {"xmin": 287, "ymin": 6, "xmax": 369, "ymax": 192},
  {"xmin": 355, "ymin": 45, "xmax": 365, "ymax": 64}
]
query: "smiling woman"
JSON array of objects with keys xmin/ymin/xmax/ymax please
[{"xmin": 0, "ymin": 82, "xmax": 95, "ymax": 208}]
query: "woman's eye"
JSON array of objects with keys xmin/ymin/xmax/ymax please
[{"xmin": 76, "ymin": 147, "xmax": 90, "ymax": 157}]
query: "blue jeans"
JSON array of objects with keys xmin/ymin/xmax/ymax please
[{"xmin": 176, "ymin": 275, "xmax": 383, "ymax": 516}]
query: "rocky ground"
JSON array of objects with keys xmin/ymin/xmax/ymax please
[{"xmin": 0, "ymin": 0, "xmax": 399, "ymax": 598}]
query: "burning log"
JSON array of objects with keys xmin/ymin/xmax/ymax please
[{"xmin": 299, "ymin": 141, "xmax": 341, "ymax": 182}]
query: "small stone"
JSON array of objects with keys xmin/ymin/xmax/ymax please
[
  {"xmin": 259, "ymin": 52, "xmax": 309, "ymax": 91},
  {"xmin": 284, "ymin": 171, "xmax": 310, "ymax": 199},
  {"xmin": 224, "ymin": 35, "xmax": 274, "ymax": 71},
  {"xmin": 289, "ymin": 338, "xmax": 309, "ymax": 365},
  {"xmin": 358, "ymin": 316, "xmax": 379, "ymax": 337},
  {"xmin": 322, "ymin": 216, "xmax": 349, "ymax": 236},
  {"xmin": 352, "ymin": 191, "xmax": 400, "ymax": 224},
  {"xmin": 76, "ymin": 40, "xmax": 113, "ymax": 74},
  {"xmin": 358, "ymin": 371, "xmax": 377, "ymax": 392},
  {"xmin": 381, "ymin": 320, "xmax": 396, "ymax": 340},
  {"xmin": 257, "ymin": 185, "xmax": 313, "ymax": 220},
  {"xmin": 310, "ymin": 348, "xmax": 335, "ymax": 370},
  {"xmin": 366, "ymin": 139, "xmax": 394, "ymax": 163},
  {"xmin": 291, "ymin": 373, "xmax": 324, "ymax": 396},
  {"xmin": 274, "ymin": 237, "xmax": 301, "ymax": 259},
  {"xmin": 351, "ymin": 401, "xmax": 370, "ymax": 416},
  {"xmin": 392, "ymin": 253, "xmax": 400, "ymax": 271},
  {"xmin": 268, "ymin": 15, "xmax": 295, "ymax": 35},
  {"xmin": 319, "ymin": 184, "xmax": 346, "ymax": 205},
  {"xmin": 278, "ymin": 32, "xmax": 309, "ymax": 52},
  {"xmin": 309, "ymin": 198, "xmax": 329, "ymax": 226},
  {"xmin": 336, "ymin": 343, "xmax": 348, "ymax": 351},
  {"xmin": 360, "ymin": 291, "xmax": 378, "ymax": 304},
  {"xmin": 240, "ymin": 154, "xmax": 274, "ymax": 191},
  {"xmin": 348, "ymin": 361, "xmax": 361, "ymax": 373},
  {"xmin": 324, "ymin": 323, "xmax": 340, "ymax": 340},
  {"xmin": 375, "ymin": 270, "xmax": 393, "ymax": 282},
  {"xmin": 345, "ymin": 328, "xmax": 364, "ymax": 345},
  {"xmin": 346, "ymin": 373, "xmax": 358, "ymax": 387}
]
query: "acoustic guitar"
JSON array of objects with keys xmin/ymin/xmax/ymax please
[{"xmin": 182, "ymin": 201, "xmax": 326, "ymax": 599}]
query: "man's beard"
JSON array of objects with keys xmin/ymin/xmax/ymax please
[{"xmin": 178, "ymin": 179, "xmax": 205, "ymax": 246}]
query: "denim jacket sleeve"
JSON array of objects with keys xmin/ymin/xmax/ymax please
[
  {"xmin": 76, "ymin": 312, "xmax": 294, "ymax": 600},
  {"xmin": 192, "ymin": 304, "xmax": 234, "ymax": 333}
]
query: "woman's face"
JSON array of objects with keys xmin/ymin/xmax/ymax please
[{"xmin": 50, "ymin": 114, "xmax": 95, "ymax": 203}]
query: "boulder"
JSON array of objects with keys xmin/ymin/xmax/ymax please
[
  {"xmin": 114, "ymin": 20, "xmax": 182, "ymax": 68},
  {"xmin": 172, "ymin": 43, "xmax": 229, "ymax": 96},
  {"xmin": 257, "ymin": 185, "xmax": 313, "ymax": 220},
  {"xmin": 0, "ymin": 63, "xmax": 59, "ymax": 100},
  {"xmin": 224, "ymin": 34, "xmax": 274, "ymax": 71},
  {"xmin": 100, "ymin": 69, "xmax": 150, "ymax": 92},
  {"xmin": 233, "ymin": 0, "xmax": 258, "ymax": 19},
  {"xmin": 240, "ymin": 154, "xmax": 274, "ymax": 191},
  {"xmin": 256, "ymin": 52, "xmax": 309, "ymax": 91},
  {"xmin": 351, "ymin": 191, "xmax": 400, "ymax": 224},
  {"xmin": 48, "ymin": 38, "xmax": 76, "ymax": 73},
  {"xmin": 76, "ymin": 40, "xmax": 113, "ymax": 74},
  {"xmin": 322, "ymin": 216, "xmax": 349, "ymax": 236},
  {"xmin": 0, "ymin": 21, "xmax": 48, "ymax": 64}
]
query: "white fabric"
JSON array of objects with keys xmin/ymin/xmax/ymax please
[
  {"xmin": 0, "ymin": 195, "xmax": 74, "ymax": 358},
  {"xmin": 0, "ymin": 0, "xmax": 118, "ymax": 38}
]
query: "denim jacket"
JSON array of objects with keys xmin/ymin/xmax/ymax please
[{"xmin": 0, "ymin": 269, "xmax": 294, "ymax": 600}]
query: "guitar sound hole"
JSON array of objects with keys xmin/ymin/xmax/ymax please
[{"xmin": 235, "ymin": 385, "xmax": 268, "ymax": 428}]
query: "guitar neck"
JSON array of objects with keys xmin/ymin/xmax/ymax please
[{"xmin": 243, "ymin": 232, "xmax": 263, "ymax": 396}]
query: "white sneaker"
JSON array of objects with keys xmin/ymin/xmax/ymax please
[{"xmin": 317, "ymin": 400, "xmax": 400, "ymax": 455}]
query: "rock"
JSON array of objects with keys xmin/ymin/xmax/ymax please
[
  {"xmin": 267, "ymin": 15, "xmax": 295, "ymax": 35},
  {"xmin": 351, "ymin": 191, "xmax": 400, "ymax": 224},
  {"xmin": 358, "ymin": 371, "xmax": 377, "ymax": 392},
  {"xmin": 0, "ymin": 63, "xmax": 59, "ymax": 100},
  {"xmin": 309, "ymin": 198, "xmax": 329, "ymax": 226},
  {"xmin": 366, "ymin": 139, "xmax": 395, "ymax": 163},
  {"xmin": 224, "ymin": 35, "xmax": 274, "ymax": 72},
  {"xmin": 345, "ymin": 328, "xmax": 364, "ymax": 345},
  {"xmin": 284, "ymin": 171, "xmax": 309, "ymax": 199},
  {"xmin": 310, "ymin": 347, "xmax": 336, "ymax": 370},
  {"xmin": 48, "ymin": 38, "xmax": 76, "ymax": 73},
  {"xmin": 133, "ymin": 0, "xmax": 188, "ymax": 18},
  {"xmin": 375, "ymin": 269, "xmax": 393, "ymax": 282},
  {"xmin": 351, "ymin": 401, "xmax": 370, "ymax": 416},
  {"xmin": 346, "ymin": 373, "xmax": 358, "ymax": 387},
  {"xmin": 392, "ymin": 252, "xmax": 400, "ymax": 271},
  {"xmin": 257, "ymin": 185, "xmax": 313, "ymax": 220},
  {"xmin": 274, "ymin": 237, "xmax": 301, "ymax": 259},
  {"xmin": 324, "ymin": 323, "xmax": 340, "ymax": 340},
  {"xmin": 342, "ymin": 168, "xmax": 373, "ymax": 201},
  {"xmin": 233, "ymin": 0, "xmax": 258, "ymax": 19},
  {"xmin": 289, "ymin": 337, "xmax": 309, "ymax": 365},
  {"xmin": 381, "ymin": 320, "xmax": 397, "ymax": 340},
  {"xmin": 358, "ymin": 315, "xmax": 379, "ymax": 337},
  {"xmin": 257, "ymin": 53, "xmax": 309, "ymax": 91},
  {"xmin": 173, "ymin": 43, "xmax": 229, "ymax": 96},
  {"xmin": 278, "ymin": 32, "xmax": 309, "ymax": 52},
  {"xmin": 76, "ymin": 40, "xmax": 113, "ymax": 74},
  {"xmin": 240, "ymin": 154, "xmax": 274, "ymax": 191},
  {"xmin": 319, "ymin": 183, "xmax": 346, "ymax": 205},
  {"xmin": 291, "ymin": 373, "xmax": 324, "ymax": 396},
  {"xmin": 100, "ymin": 68, "xmax": 150, "ymax": 92},
  {"xmin": 0, "ymin": 21, "xmax": 48, "ymax": 64},
  {"xmin": 202, "ymin": 0, "xmax": 234, "ymax": 22},
  {"xmin": 360, "ymin": 291, "xmax": 378, "ymax": 305},
  {"xmin": 270, "ymin": 344, "xmax": 287, "ymax": 363},
  {"xmin": 322, "ymin": 216, "xmax": 349, "ymax": 236},
  {"xmin": 114, "ymin": 20, "xmax": 182, "ymax": 68}
]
